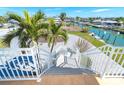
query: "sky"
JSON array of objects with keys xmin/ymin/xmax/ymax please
[{"xmin": 0, "ymin": 7, "xmax": 124, "ymax": 18}]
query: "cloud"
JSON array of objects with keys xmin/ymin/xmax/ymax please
[
  {"xmin": 75, "ymin": 10, "xmax": 81, "ymax": 13},
  {"xmin": 92, "ymin": 9, "xmax": 111, "ymax": 13}
]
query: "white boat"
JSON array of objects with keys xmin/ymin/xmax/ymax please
[{"xmin": 94, "ymin": 35, "xmax": 101, "ymax": 40}]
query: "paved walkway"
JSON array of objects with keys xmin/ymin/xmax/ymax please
[
  {"xmin": 1, "ymin": 74, "xmax": 124, "ymax": 85},
  {"xmin": 0, "ymin": 74, "xmax": 99, "ymax": 85}
]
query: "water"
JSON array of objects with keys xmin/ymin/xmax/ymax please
[
  {"xmin": 75, "ymin": 23, "xmax": 124, "ymax": 46},
  {"xmin": 89, "ymin": 27, "xmax": 124, "ymax": 46}
]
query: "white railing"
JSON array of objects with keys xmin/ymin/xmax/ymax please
[
  {"xmin": 99, "ymin": 45, "xmax": 124, "ymax": 78},
  {"xmin": 1, "ymin": 44, "xmax": 124, "ymax": 81},
  {"xmin": 0, "ymin": 46, "xmax": 52, "ymax": 81},
  {"xmin": 83, "ymin": 45, "xmax": 124, "ymax": 78}
]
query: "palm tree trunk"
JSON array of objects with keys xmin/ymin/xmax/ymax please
[
  {"xmin": 32, "ymin": 40, "xmax": 38, "ymax": 47},
  {"xmin": 50, "ymin": 39, "xmax": 55, "ymax": 53}
]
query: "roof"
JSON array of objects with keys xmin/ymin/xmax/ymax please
[
  {"xmin": 93, "ymin": 20, "xmax": 119, "ymax": 24},
  {"xmin": 102, "ymin": 20, "xmax": 118, "ymax": 23},
  {"xmin": 93, "ymin": 20, "xmax": 101, "ymax": 23}
]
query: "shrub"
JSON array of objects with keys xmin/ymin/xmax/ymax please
[
  {"xmin": 75, "ymin": 38, "xmax": 89, "ymax": 53},
  {"xmin": 81, "ymin": 27, "xmax": 89, "ymax": 33}
]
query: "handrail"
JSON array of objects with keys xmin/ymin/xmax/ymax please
[{"xmin": 83, "ymin": 44, "xmax": 124, "ymax": 78}]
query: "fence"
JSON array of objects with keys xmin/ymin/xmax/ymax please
[
  {"xmin": 0, "ymin": 46, "xmax": 52, "ymax": 81},
  {"xmin": 83, "ymin": 45, "xmax": 124, "ymax": 78}
]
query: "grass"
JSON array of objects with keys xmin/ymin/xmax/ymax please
[
  {"xmin": 0, "ymin": 38, "xmax": 6, "ymax": 48},
  {"xmin": 69, "ymin": 31, "xmax": 105, "ymax": 47}
]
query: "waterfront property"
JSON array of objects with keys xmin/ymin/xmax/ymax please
[
  {"xmin": 73, "ymin": 22, "xmax": 124, "ymax": 46},
  {"xmin": 0, "ymin": 7, "xmax": 124, "ymax": 85},
  {"xmin": 92, "ymin": 20, "xmax": 123, "ymax": 28}
]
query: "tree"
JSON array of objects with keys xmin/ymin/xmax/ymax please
[
  {"xmin": 81, "ymin": 27, "xmax": 89, "ymax": 33},
  {"xmin": 3, "ymin": 10, "xmax": 48, "ymax": 47},
  {"xmin": 76, "ymin": 16, "xmax": 80, "ymax": 22},
  {"xmin": 115, "ymin": 17, "xmax": 124, "ymax": 26},
  {"xmin": 47, "ymin": 18, "xmax": 68, "ymax": 52},
  {"xmin": 76, "ymin": 16, "xmax": 82, "ymax": 26},
  {"xmin": 88, "ymin": 17, "xmax": 94, "ymax": 23},
  {"xmin": 59, "ymin": 12, "xmax": 66, "ymax": 25},
  {"xmin": 115, "ymin": 17, "xmax": 124, "ymax": 22}
]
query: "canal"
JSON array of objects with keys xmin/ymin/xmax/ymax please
[
  {"xmin": 76, "ymin": 22, "xmax": 124, "ymax": 46},
  {"xmin": 89, "ymin": 27, "xmax": 124, "ymax": 46}
]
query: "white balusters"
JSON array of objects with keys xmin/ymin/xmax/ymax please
[
  {"xmin": 83, "ymin": 44, "xmax": 124, "ymax": 78},
  {"xmin": 98, "ymin": 45, "xmax": 124, "ymax": 78},
  {"xmin": 0, "ymin": 47, "xmax": 40, "ymax": 81}
]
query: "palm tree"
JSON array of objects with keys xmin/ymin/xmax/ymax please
[
  {"xmin": 76, "ymin": 16, "xmax": 80, "ymax": 22},
  {"xmin": 47, "ymin": 18, "xmax": 68, "ymax": 52},
  {"xmin": 59, "ymin": 12, "xmax": 66, "ymax": 25},
  {"xmin": 76, "ymin": 16, "xmax": 81, "ymax": 26},
  {"xmin": 3, "ymin": 10, "xmax": 48, "ymax": 48}
]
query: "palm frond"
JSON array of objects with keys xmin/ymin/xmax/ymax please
[
  {"xmin": 7, "ymin": 13, "xmax": 23, "ymax": 23},
  {"xmin": 55, "ymin": 23, "xmax": 62, "ymax": 33},
  {"xmin": 36, "ymin": 23, "xmax": 48, "ymax": 31},
  {"xmin": 4, "ymin": 10, "xmax": 51, "ymax": 48},
  {"xmin": 23, "ymin": 10, "xmax": 32, "ymax": 25},
  {"xmin": 19, "ymin": 21, "xmax": 31, "ymax": 29},
  {"xmin": 58, "ymin": 31, "xmax": 68, "ymax": 44},
  {"xmin": 19, "ymin": 31, "xmax": 30, "ymax": 47},
  {"xmin": 2, "ymin": 31, "xmax": 17, "ymax": 46},
  {"xmin": 59, "ymin": 12, "xmax": 66, "ymax": 21},
  {"xmin": 31, "ymin": 10, "xmax": 45, "ymax": 24}
]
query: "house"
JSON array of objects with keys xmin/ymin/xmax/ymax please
[
  {"xmin": 92, "ymin": 19, "xmax": 123, "ymax": 28},
  {"xmin": 92, "ymin": 19, "xmax": 102, "ymax": 25},
  {"xmin": 102, "ymin": 20, "xmax": 123, "ymax": 28},
  {"xmin": 65, "ymin": 17, "xmax": 74, "ymax": 23},
  {"xmin": 53, "ymin": 17, "xmax": 61, "ymax": 24},
  {"xmin": 53, "ymin": 17, "xmax": 75, "ymax": 24}
]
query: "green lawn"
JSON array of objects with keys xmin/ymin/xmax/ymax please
[{"xmin": 69, "ymin": 31, "xmax": 105, "ymax": 47}]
